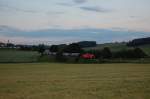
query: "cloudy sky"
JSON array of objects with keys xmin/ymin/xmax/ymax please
[{"xmin": 0, "ymin": 0, "xmax": 150, "ymax": 44}]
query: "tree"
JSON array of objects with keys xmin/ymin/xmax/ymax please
[
  {"xmin": 49, "ymin": 45, "xmax": 58, "ymax": 52},
  {"xmin": 77, "ymin": 41, "xmax": 97, "ymax": 48},
  {"xmin": 64, "ymin": 43, "xmax": 82, "ymax": 53},
  {"xmin": 38, "ymin": 44, "xmax": 45, "ymax": 56},
  {"xmin": 113, "ymin": 48, "xmax": 147, "ymax": 59},
  {"xmin": 55, "ymin": 51, "xmax": 67, "ymax": 62},
  {"xmin": 127, "ymin": 37, "xmax": 150, "ymax": 46},
  {"xmin": 101, "ymin": 47, "xmax": 112, "ymax": 59},
  {"xmin": 133, "ymin": 48, "xmax": 147, "ymax": 58}
]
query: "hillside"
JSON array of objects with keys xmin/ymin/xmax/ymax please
[
  {"xmin": 127, "ymin": 37, "xmax": 150, "ymax": 46},
  {"xmin": 85, "ymin": 42, "xmax": 150, "ymax": 56}
]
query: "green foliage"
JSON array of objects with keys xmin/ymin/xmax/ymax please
[
  {"xmin": 140, "ymin": 44, "xmax": 150, "ymax": 55},
  {"xmin": 38, "ymin": 55, "xmax": 56, "ymax": 62},
  {"xmin": 101, "ymin": 47, "xmax": 112, "ymax": 59},
  {"xmin": 133, "ymin": 48, "xmax": 147, "ymax": 58},
  {"xmin": 0, "ymin": 46, "xmax": 149, "ymax": 63},
  {"xmin": 38, "ymin": 44, "xmax": 45, "ymax": 55},
  {"xmin": 55, "ymin": 51, "xmax": 67, "ymax": 62},
  {"xmin": 78, "ymin": 58, "xmax": 99, "ymax": 63},
  {"xmin": 84, "ymin": 47, "xmax": 112, "ymax": 59},
  {"xmin": 85, "ymin": 42, "xmax": 128, "ymax": 52},
  {"xmin": 19, "ymin": 45, "xmax": 40, "ymax": 51},
  {"xmin": 49, "ymin": 45, "xmax": 58, "ymax": 52},
  {"xmin": 64, "ymin": 43, "xmax": 82, "ymax": 53},
  {"xmin": 85, "ymin": 42, "xmax": 150, "ymax": 56},
  {"xmin": 127, "ymin": 37, "xmax": 150, "ymax": 46},
  {"xmin": 113, "ymin": 48, "xmax": 147, "ymax": 59},
  {"xmin": 77, "ymin": 41, "xmax": 97, "ymax": 48}
]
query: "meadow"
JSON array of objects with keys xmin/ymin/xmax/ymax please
[
  {"xmin": 0, "ymin": 49, "xmax": 40, "ymax": 63},
  {"xmin": 0, "ymin": 63, "xmax": 150, "ymax": 99}
]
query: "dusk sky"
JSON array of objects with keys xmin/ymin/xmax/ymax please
[{"xmin": 0, "ymin": 0, "xmax": 150, "ymax": 44}]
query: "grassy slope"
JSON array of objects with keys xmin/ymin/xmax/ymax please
[
  {"xmin": 85, "ymin": 43, "xmax": 150, "ymax": 55},
  {"xmin": 0, "ymin": 63, "xmax": 150, "ymax": 99},
  {"xmin": 0, "ymin": 49, "xmax": 40, "ymax": 63},
  {"xmin": 139, "ymin": 44, "xmax": 150, "ymax": 55},
  {"xmin": 85, "ymin": 43, "xmax": 128, "ymax": 51}
]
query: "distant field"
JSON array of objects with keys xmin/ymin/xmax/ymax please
[
  {"xmin": 0, "ymin": 49, "xmax": 40, "ymax": 63},
  {"xmin": 85, "ymin": 43, "xmax": 150, "ymax": 55},
  {"xmin": 0, "ymin": 63, "xmax": 150, "ymax": 99}
]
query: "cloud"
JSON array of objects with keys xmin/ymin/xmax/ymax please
[
  {"xmin": 0, "ymin": 4, "xmax": 64, "ymax": 16},
  {"xmin": 56, "ymin": 3, "xmax": 74, "ymax": 7},
  {"xmin": 1, "ymin": 25, "xmax": 150, "ymax": 44},
  {"xmin": 129, "ymin": 16, "xmax": 140, "ymax": 20},
  {"xmin": 57, "ymin": 0, "xmax": 87, "ymax": 6},
  {"xmin": 46, "ymin": 11, "xmax": 65, "ymax": 15},
  {"xmin": 73, "ymin": 0, "xmax": 87, "ymax": 4},
  {"xmin": 80, "ymin": 6, "xmax": 109, "ymax": 13},
  {"xmin": 0, "ymin": 4, "xmax": 38, "ymax": 13}
]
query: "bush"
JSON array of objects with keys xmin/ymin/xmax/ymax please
[
  {"xmin": 78, "ymin": 58, "xmax": 99, "ymax": 63},
  {"xmin": 63, "ymin": 43, "xmax": 83, "ymax": 53},
  {"xmin": 38, "ymin": 44, "xmax": 45, "ymax": 56},
  {"xmin": 113, "ymin": 48, "xmax": 147, "ymax": 59},
  {"xmin": 49, "ymin": 45, "xmax": 58, "ymax": 52},
  {"xmin": 55, "ymin": 51, "xmax": 67, "ymax": 62},
  {"xmin": 101, "ymin": 47, "xmax": 112, "ymax": 59},
  {"xmin": 133, "ymin": 48, "xmax": 147, "ymax": 58}
]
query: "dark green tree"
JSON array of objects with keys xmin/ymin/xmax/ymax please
[
  {"xmin": 133, "ymin": 48, "xmax": 147, "ymax": 58},
  {"xmin": 113, "ymin": 48, "xmax": 147, "ymax": 59},
  {"xmin": 55, "ymin": 51, "xmax": 67, "ymax": 62},
  {"xmin": 101, "ymin": 47, "xmax": 112, "ymax": 59},
  {"xmin": 64, "ymin": 43, "xmax": 82, "ymax": 53},
  {"xmin": 49, "ymin": 45, "xmax": 58, "ymax": 52},
  {"xmin": 38, "ymin": 44, "xmax": 45, "ymax": 56}
]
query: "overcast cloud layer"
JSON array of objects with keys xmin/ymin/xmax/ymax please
[{"xmin": 0, "ymin": 0, "xmax": 150, "ymax": 44}]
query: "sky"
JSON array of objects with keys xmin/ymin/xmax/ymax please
[{"xmin": 0, "ymin": 0, "xmax": 150, "ymax": 44}]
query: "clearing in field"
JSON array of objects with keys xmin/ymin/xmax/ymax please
[{"xmin": 0, "ymin": 63, "xmax": 150, "ymax": 99}]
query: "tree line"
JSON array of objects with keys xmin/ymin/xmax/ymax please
[
  {"xmin": 127, "ymin": 37, "xmax": 150, "ymax": 46},
  {"xmin": 37, "ymin": 43, "xmax": 148, "ymax": 63},
  {"xmin": 1, "ymin": 39, "xmax": 149, "ymax": 63}
]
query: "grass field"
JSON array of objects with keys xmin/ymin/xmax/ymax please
[
  {"xmin": 0, "ymin": 63, "xmax": 150, "ymax": 99},
  {"xmin": 0, "ymin": 49, "xmax": 40, "ymax": 63}
]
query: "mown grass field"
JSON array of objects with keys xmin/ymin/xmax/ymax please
[
  {"xmin": 0, "ymin": 63, "xmax": 150, "ymax": 99},
  {"xmin": 0, "ymin": 49, "xmax": 40, "ymax": 63}
]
